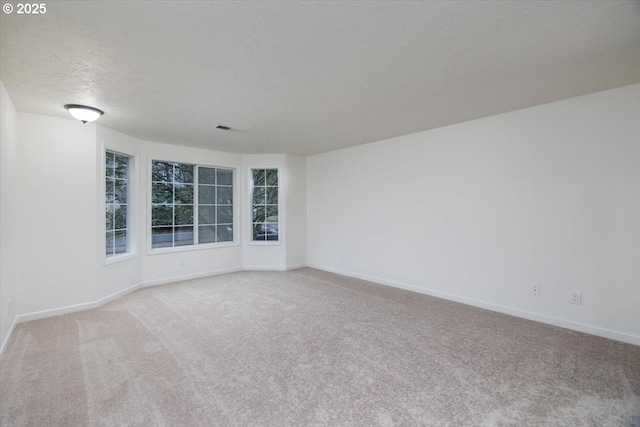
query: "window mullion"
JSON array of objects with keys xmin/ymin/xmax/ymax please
[
  {"xmin": 151, "ymin": 161, "xmax": 233, "ymax": 249},
  {"xmin": 106, "ymin": 150, "xmax": 130, "ymax": 258},
  {"xmin": 194, "ymin": 166, "xmax": 199, "ymax": 245},
  {"xmin": 172, "ymin": 164, "xmax": 177, "ymax": 247}
]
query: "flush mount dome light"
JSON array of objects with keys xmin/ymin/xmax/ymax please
[{"xmin": 64, "ymin": 104, "xmax": 104, "ymax": 124}]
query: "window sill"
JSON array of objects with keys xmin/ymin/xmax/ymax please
[
  {"xmin": 104, "ymin": 252, "xmax": 138, "ymax": 265},
  {"xmin": 148, "ymin": 241, "xmax": 240, "ymax": 255},
  {"xmin": 248, "ymin": 240, "xmax": 281, "ymax": 246}
]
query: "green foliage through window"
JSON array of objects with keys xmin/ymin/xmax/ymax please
[
  {"xmin": 106, "ymin": 151, "xmax": 130, "ymax": 256},
  {"xmin": 151, "ymin": 161, "xmax": 233, "ymax": 248},
  {"xmin": 252, "ymin": 169, "xmax": 278, "ymax": 241}
]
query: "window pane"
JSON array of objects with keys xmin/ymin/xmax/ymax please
[
  {"xmin": 251, "ymin": 168, "xmax": 277, "ymax": 242},
  {"xmin": 266, "ymin": 205, "xmax": 278, "ymax": 222},
  {"xmin": 114, "ymin": 180, "xmax": 127, "ymax": 204},
  {"xmin": 151, "ymin": 163, "xmax": 234, "ymax": 248},
  {"xmin": 217, "ymin": 169, "xmax": 233, "ymax": 186},
  {"xmin": 264, "ymin": 224, "xmax": 279, "ymax": 240},
  {"xmin": 152, "ymin": 227, "xmax": 173, "ymax": 248},
  {"xmin": 106, "ymin": 152, "xmax": 115, "ymax": 177},
  {"xmin": 198, "ymin": 185, "xmax": 216, "ymax": 204},
  {"xmin": 152, "ymin": 205, "xmax": 173, "ymax": 226},
  {"xmin": 175, "ymin": 226, "xmax": 194, "ymax": 246},
  {"xmin": 253, "ymin": 169, "xmax": 265, "ymax": 186},
  {"xmin": 175, "ymin": 205, "xmax": 194, "ymax": 225},
  {"xmin": 217, "ymin": 225, "xmax": 233, "ymax": 242},
  {"xmin": 253, "ymin": 224, "xmax": 266, "ymax": 241},
  {"xmin": 107, "ymin": 151, "xmax": 131, "ymax": 257},
  {"xmin": 266, "ymin": 169, "xmax": 278, "ymax": 186},
  {"xmin": 217, "ymin": 206, "xmax": 233, "ymax": 224},
  {"xmin": 252, "ymin": 223, "xmax": 278, "ymax": 241},
  {"xmin": 266, "ymin": 186, "xmax": 278, "ymax": 204},
  {"xmin": 106, "ymin": 232, "xmax": 115, "ymax": 255},
  {"xmin": 253, "ymin": 206, "xmax": 266, "ymax": 222},
  {"xmin": 106, "ymin": 177, "xmax": 115, "ymax": 203},
  {"xmin": 199, "ymin": 225, "xmax": 216, "ymax": 244},
  {"xmin": 105, "ymin": 205, "xmax": 114, "ymax": 231},
  {"xmin": 152, "ymin": 161, "xmax": 174, "ymax": 182},
  {"xmin": 174, "ymin": 184, "xmax": 194, "ymax": 204},
  {"xmin": 217, "ymin": 186, "xmax": 233, "ymax": 204},
  {"xmin": 114, "ymin": 155, "xmax": 128, "ymax": 179},
  {"xmin": 114, "ymin": 230, "xmax": 127, "ymax": 254},
  {"xmin": 114, "ymin": 205, "xmax": 127, "ymax": 230},
  {"xmin": 152, "ymin": 183, "xmax": 172, "ymax": 204},
  {"xmin": 198, "ymin": 206, "xmax": 216, "ymax": 225},
  {"xmin": 174, "ymin": 163, "xmax": 194, "ymax": 184},
  {"xmin": 198, "ymin": 167, "xmax": 216, "ymax": 185},
  {"xmin": 253, "ymin": 187, "xmax": 265, "ymax": 205}
]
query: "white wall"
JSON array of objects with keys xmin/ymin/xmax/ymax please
[
  {"xmin": 307, "ymin": 84, "xmax": 640, "ymax": 345},
  {"xmin": 239, "ymin": 154, "xmax": 308, "ymax": 270},
  {"xmin": 285, "ymin": 154, "xmax": 307, "ymax": 268},
  {"xmin": 7, "ymin": 115, "xmax": 287, "ymax": 325},
  {"xmin": 241, "ymin": 154, "xmax": 287, "ymax": 270},
  {"xmin": 139, "ymin": 138, "xmax": 244, "ymax": 284},
  {"xmin": 0, "ymin": 81, "xmax": 18, "ymax": 354},
  {"xmin": 3, "ymin": 83, "xmax": 636, "ymax": 348},
  {"xmin": 16, "ymin": 114, "xmax": 98, "ymax": 316},
  {"xmin": 96, "ymin": 126, "xmax": 143, "ymax": 299}
]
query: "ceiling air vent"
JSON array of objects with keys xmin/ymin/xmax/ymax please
[{"xmin": 216, "ymin": 125, "xmax": 231, "ymax": 131}]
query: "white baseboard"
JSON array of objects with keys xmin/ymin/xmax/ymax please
[
  {"xmin": 0, "ymin": 316, "xmax": 18, "ymax": 358},
  {"xmin": 142, "ymin": 266, "xmax": 243, "ymax": 287},
  {"xmin": 9, "ymin": 263, "xmax": 633, "ymax": 353},
  {"xmin": 308, "ymin": 264, "xmax": 640, "ymax": 347},
  {"xmin": 242, "ymin": 264, "xmax": 308, "ymax": 272},
  {"xmin": 9, "ymin": 265, "xmax": 276, "ymax": 333},
  {"xmin": 285, "ymin": 263, "xmax": 308, "ymax": 271},
  {"xmin": 242, "ymin": 266, "xmax": 289, "ymax": 271},
  {"xmin": 242, "ymin": 266, "xmax": 287, "ymax": 271},
  {"xmin": 16, "ymin": 282, "xmax": 143, "ymax": 324},
  {"xmin": 3, "ymin": 266, "xmax": 266, "ymax": 355}
]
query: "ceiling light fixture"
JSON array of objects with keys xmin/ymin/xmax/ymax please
[{"xmin": 64, "ymin": 104, "xmax": 104, "ymax": 124}]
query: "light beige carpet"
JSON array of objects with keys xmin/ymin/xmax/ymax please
[{"xmin": 1, "ymin": 268, "xmax": 639, "ymax": 426}]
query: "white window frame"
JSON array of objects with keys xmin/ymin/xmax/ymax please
[
  {"xmin": 148, "ymin": 158, "xmax": 238, "ymax": 254},
  {"xmin": 249, "ymin": 167, "xmax": 281, "ymax": 246},
  {"xmin": 104, "ymin": 149, "xmax": 137, "ymax": 264}
]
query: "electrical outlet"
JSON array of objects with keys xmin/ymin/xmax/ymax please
[
  {"xmin": 179, "ymin": 258, "xmax": 186, "ymax": 266},
  {"xmin": 570, "ymin": 290, "xmax": 582, "ymax": 305},
  {"xmin": 532, "ymin": 285, "xmax": 540, "ymax": 297}
]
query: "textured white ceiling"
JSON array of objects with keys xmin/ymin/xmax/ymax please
[{"xmin": 1, "ymin": 1, "xmax": 639, "ymax": 155}]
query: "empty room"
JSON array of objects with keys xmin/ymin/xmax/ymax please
[{"xmin": 1, "ymin": 1, "xmax": 639, "ymax": 425}]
